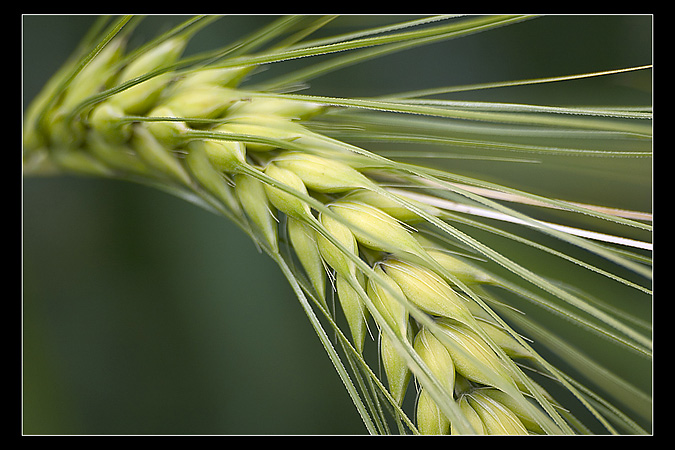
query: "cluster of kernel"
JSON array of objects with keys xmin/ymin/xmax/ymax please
[{"xmin": 26, "ymin": 35, "xmax": 559, "ymax": 435}]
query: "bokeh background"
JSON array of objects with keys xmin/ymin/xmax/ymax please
[{"xmin": 22, "ymin": 15, "xmax": 652, "ymax": 435}]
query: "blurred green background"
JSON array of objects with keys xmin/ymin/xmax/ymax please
[{"xmin": 22, "ymin": 15, "xmax": 652, "ymax": 435}]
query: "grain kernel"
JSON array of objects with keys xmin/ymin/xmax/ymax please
[
  {"xmin": 467, "ymin": 389, "xmax": 528, "ymax": 435},
  {"xmin": 263, "ymin": 163, "xmax": 312, "ymax": 221},
  {"xmin": 273, "ymin": 152, "xmax": 374, "ymax": 193},
  {"xmin": 234, "ymin": 173, "xmax": 278, "ymax": 253},
  {"xmin": 329, "ymin": 200, "xmax": 426, "ymax": 259},
  {"xmin": 287, "ymin": 217, "xmax": 326, "ymax": 303},
  {"xmin": 417, "ymin": 389, "xmax": 450, "ymax": 435},
  {"xmin": 316, "ymin": 212, "xmax": 359, "ymax": 280},
  {"xmin": 381, "ymin": 259, "xmax": 473, "ymax": 325}
]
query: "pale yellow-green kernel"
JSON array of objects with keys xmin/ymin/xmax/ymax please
[
  {"xmin": 50, "ymin": 147, "xmax": 113, "ymax": 177},
  {"xmin": 117, "ymin": 37, "xmax": 187, "ymax": 84},
  {"xmin": 416, "ymin": 389, "xmax": 450, "ymax": 435},
  {"xmin": 426, "ymin": 248, "xmax": 496, "ymax": 286},
  {"xmin": 414, "ymin": 327, "xmax": 455, "ymax": 395},
  {"xmin": 88, "ymin": 102, "xmax": 132, "ymax": 144},
  {"xmin": 343, "ymin": 189, "xmax": 425, "ymax": 223},
  {"xmin": 435, "ymin": 318, "xmax": 513, "ymax": 390},
  {"xmin": 287, "ymin": 217, "xmax": 326, "ymax": 304},
  {"xmin": 234, "ymin": 173, "xmax": 278, "ymax": 253},
  {"xmin": 160, "ymin": 85, "xmax": 240, "ymax": 120},
  {"xmin": 215, "ymin": 115, "xmax": 306, "ymax": 152},
  {"xmin": 380, "ymin": 331, "xmax": 411, "ymax": 406},
  {"xmin": 171, "ymin": 66, "xmax": 252, "ymax": 91},
  {"xmin": 108, "ymin": 71, "xmax": 175, "ymax": 116},
  {"xmin": 58, "ymin": 38, "xmax": 125, "ymax": 113},
  {"xmin": 466, "ymin": 390, "xmax": 529, "ymax": 435},
  {"xmin": 262, "ymin": 163, "xmax": 312, "ymax": 221},
  {"xmin": 130, "ymin": 125, "xmax": 191, "ymax": 185},
  {"xmin": 452, "ymin": 394, "xmax": 486, "ymax": 435},
  {"xmin": 107, "ymin": 37, "xmax": 187, "ymax": 114},
  {"xmin": 145, "ymin": 106, "xmax": 190, "ymax": 146},
  {"xmin": 366, "ymin": 264, "xmax": 408, "ymax": 337},
  {"xmin": 226, "ymin": 96, "xmax": 324, "ymax": 121},
  {"xmin": 381, "ymin": 258, "xmax": 474, "ymax": 326},
  {"xmin": 329, "ymin": 200, "xmax": 427, "ymax": 260},
  {"xmin": 336, "ymin": 273, "xmax": 367, "ymax": 354},
  {"xmin": 474, "ymin": 318, "xmax": 532, "ymax": 360},
  {"xmin": 481, "ymin": 388, "xmax": 555, "ymax": 434},
  {"xmin": 273, "ymin": 152, "xmax": 374, "ymax": 193},
  {"xmin": 192, "ymin": 138, "xmax": 247, "ymax": 174},
  {"xmin": 86, "ymin": 130, "xmax": 149, "ymax": 176},
  {"xmin": 316, "ymin": 212, "xmax": 359, "ymax": 280},
  {"xmin": 184, "ymin": 140, "xmax": 243, "ymax": 215}
]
